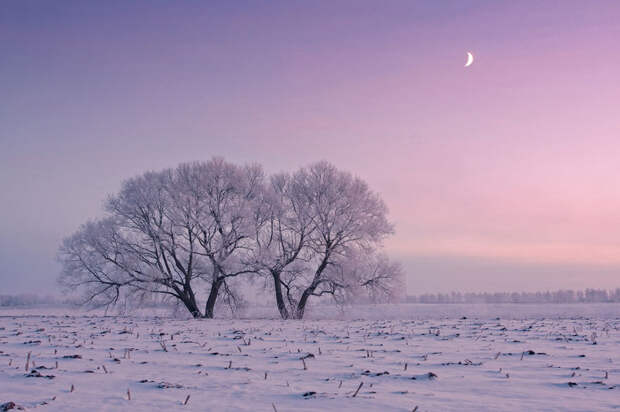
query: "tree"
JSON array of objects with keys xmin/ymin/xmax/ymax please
[
  {"xmin": 59, "ymin": 159, "xmax": 402, "ymax": 320},
  {"xmin": 276, "ymin": 161, "xmax": 396, "ymax": 319},
  {"xmin": 249, "ymin": 171, "xmax": 315, "ymax": 319},
  {"xmin": 175, "ymin": 159, "xmax": 264, "ymax": 318},
  {"xmin": 59, "ymin": 169, "xmax": 208, "ymax": 317},
  {"xmin": 58, "ymin": 159, "xmax": 262, "ymax": 318}
]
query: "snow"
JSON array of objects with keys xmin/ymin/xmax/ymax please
[{"xmin": 1, "ymin": 304, "xmax": 619, "ymax": 411}]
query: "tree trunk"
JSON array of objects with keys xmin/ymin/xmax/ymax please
[
  {"xmin": 294, "ymin": 287, "xmax": 313, "ymax": 319},
  {"xmin": 271, "ymin": 270, "xmax": 290, "ymax": 319},
  {"xmin": 204, "ymin": 278, "xmax": 223, "ymax": 319},
  {"xmin": 182, "ymin": 290, "xmax": 203, "ymax": 318},
  {"xmin": 294, "ymin": 253, "xmax": 330, "ymax": 319}
]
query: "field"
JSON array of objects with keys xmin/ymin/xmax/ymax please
[{"xmin": 1, "ymin": 304, "xmax": 619, "ymax": 411}]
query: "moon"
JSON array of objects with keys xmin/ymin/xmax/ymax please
[{"xmin": 465, "ymin": 52, "xmax": 474, "ymax": 67}]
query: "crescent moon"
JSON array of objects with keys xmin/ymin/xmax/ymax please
[{"xmin": 465, "ymin": 52, "xmax": 474, "ymax": 67}]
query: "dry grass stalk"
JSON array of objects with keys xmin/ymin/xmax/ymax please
[{"xmin": 352, "ymin": 381, "xmax": 364, "ymax": 397}]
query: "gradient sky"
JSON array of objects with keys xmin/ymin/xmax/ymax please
[{"xmin": 2, "ymin": 1, "xmax": 620, "ymax": 295}]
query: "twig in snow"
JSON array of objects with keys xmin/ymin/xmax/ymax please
[{"xmin": 352, "ymin": 381, "xmax": 364, "ymax": 397}]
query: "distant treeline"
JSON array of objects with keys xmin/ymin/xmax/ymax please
[
  {"xmin": 0, "ymin": 294, "xmax": 60, "ymax": 307},
  {"xmin": 406, "ymin": 289, "xmax": 620, "ymax": 304},
  {"xmin": 3, "ymin": 288, "xmax": 620, "ymax": 307}
]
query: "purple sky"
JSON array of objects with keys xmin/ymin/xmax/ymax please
[{"xmin": 2, "ymin": 1, "xmax": 620, "ymax": 295}]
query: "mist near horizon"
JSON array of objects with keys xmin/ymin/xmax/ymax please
[{"xmin": 2, "ymin": 1, "xmax": 620, "ymax": 296}]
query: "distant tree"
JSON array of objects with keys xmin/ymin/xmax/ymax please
[
  {"xmin": 0, "ymin": 293, "xmax": 58, "ymax": 307},
  {"xmin": 406, "ymin": 288, "xmax": 618, "ymax": 304}
]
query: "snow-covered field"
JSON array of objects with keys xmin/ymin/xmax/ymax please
[{"xmin": 1, "ymin": 304, "xmax": 619, "ymax": 411}]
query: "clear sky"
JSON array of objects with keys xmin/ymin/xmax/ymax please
[{"xmin": 2, "ymin": 1, "xmax": 619, "ymax": 295}]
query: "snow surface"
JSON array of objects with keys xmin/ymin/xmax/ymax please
[{"xmin": 1, "ymin": 304, "xmax": 619, "ymax": 411}]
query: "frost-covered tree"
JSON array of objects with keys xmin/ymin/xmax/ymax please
[
  {"xmin": 58, "ymin": 159, "xmax": 262, "ymax": 318},
  {"xmin": 175, "ymin": 159, "xmax": 264, "ymax": 318},
  {"xmin": 248, "ymin": 171, "xmax": 315, "ymax": 319},
  {"xmin": 59, "ymin": 159, "xmax": 401, "ymax": 319},
  {"xmin": 59, "ymin": 169, "xmax": 208, "ymax": 317},
  {"xmin": 275, "ymin": 162, "xmax": 397, "ymax": 319}
]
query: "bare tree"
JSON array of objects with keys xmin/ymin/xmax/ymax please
[
  {"xmin": 275, "ymin": 161, "xmax": 396, "ymax": 319},
  {"xmin": 59, "ymin": 169, "xmax": 208, "ymax": 317},
  {"xmin": 59, "ymin": 159, "xmax": 400, "ymax": 320},
  {"xmin": 174, "ymin": 159, "xmax": 263, "ymax": 318},
  {"xmin": 58, "ymin": 159, "xmax": 262, "ymax": 318},
  {"xmin": 249, "ymin": 172, "xmax": 314, "ymax": 319}
]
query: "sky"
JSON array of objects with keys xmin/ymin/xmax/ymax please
[{"xmin": 2, "ymin": 1, "xmax": 620, "ymax": 295}]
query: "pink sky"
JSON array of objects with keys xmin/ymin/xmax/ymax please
[{"xmin": 2, "ymin": 1, "xmax": 619, "ymax": 294}]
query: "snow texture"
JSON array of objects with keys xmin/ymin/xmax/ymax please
[{"xmin": 1, "ymin": 304, "xmax": 619, "ymax": 411}]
